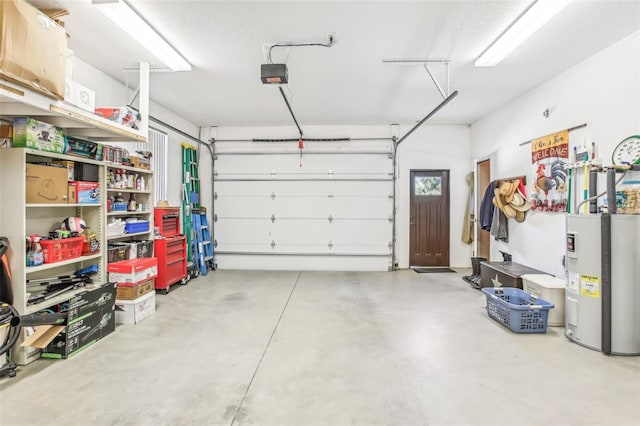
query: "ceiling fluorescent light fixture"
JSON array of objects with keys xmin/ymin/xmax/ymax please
[
  {"xmin": 93, "ymin": 0, "xmax": 191, "ymax": 72},
  {"xmin": 475, "ymin": 0, "xmax": 571, "ymax": 67}
]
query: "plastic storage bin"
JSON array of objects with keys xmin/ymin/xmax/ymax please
[
  {"xmin": 481, "ymin": 287, "xmax": 554, "ymax": 333},
  {"xmin": 107, "ymin": 245, "xmax": 131, "ymax": 263},
  {"xmin": 521, "ymin": 274, "xmax": 566, "ymax": 326},
  {"xmin": 125, "ymin": 220, "xmax": 149, "ymax": 234},
  {"xmin": 110, "ymin": 202, "xmax": 127, "ymax": 212},
  {"xmin": 40, "ymin": 236, "xmax": 84, "ymax": 264},
  {"xmin": 111, "ymin": 240, "xmax": 153, "ymax": 259}
]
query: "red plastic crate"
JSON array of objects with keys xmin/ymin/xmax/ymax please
[{"xmin": 40, "ymin": 236, "xmax": 84, "ymax": 264}]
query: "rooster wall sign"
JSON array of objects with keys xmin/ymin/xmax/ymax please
[{"xmin": 530, "ymin": 130, "xmax": 569, "ymax": 212}]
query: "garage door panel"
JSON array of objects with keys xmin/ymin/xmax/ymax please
[
  {"xmin": 215, "ymin": 155, "xmax": 392, "ymax": 176},
  {"xmin": 215, "ymin": 181, "xmax": 392, "ymax": 197},
  {"xmin": 215, "ymin": 180, "xmax": 392, "ymax": 218},
  {"xmin": 216, "ymin": 255, "xmax": 389, "ymax": 272},
  {"xmin": 212, "ymin": 142, "xmax": 393, "ymax": 269},
  {"xmin": 215, "ymin": 197, "xmax": 391, "ymax": 218},
  {"xmin": 215, "ymin": 219, "xmax": 391, "ymax": 252}
]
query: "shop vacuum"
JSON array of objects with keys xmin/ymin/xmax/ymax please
[{"xmin": 565, "ymin": 166, "xmax": 640, "ymax": 355}]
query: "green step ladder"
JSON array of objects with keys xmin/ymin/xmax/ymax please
[{"xmin": 182, "ymin": 144, "xmax": 200, "ymax": 262}]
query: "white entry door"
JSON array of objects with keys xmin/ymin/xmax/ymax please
[{"xmin": 213, "ymin": 140, "xmax": 393, "ymax": 271}]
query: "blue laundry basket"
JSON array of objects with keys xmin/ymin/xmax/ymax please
[{"xmin": 481, "ymin": 287, "xmax": 554, "ymax": 333}]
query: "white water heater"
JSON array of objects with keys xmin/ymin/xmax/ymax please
[{"xmin": 565, "ymin": 214, "xmax": 640, "ymax": 355}]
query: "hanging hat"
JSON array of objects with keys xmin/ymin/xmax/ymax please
[
  {"xmin": 515, "ymin": 210, "xmax": 526, "ymax": 222},
  {"xmin": 510, "ymin": 188, "xmax": 531, "ymax": 212},
  {"xmin": 505, "ymin": 180, "xmax": 518, "ymax": 202},
  {"xmin": 493, "ymin": 189, "xmax": 506, "ymax": 209},
  {"xmin": 503, "ymin": 203, "xmax": 517, "ymax": 218},
  {"xmin": 499, "ymin": 181, "xmax": 512, "ymax": 196}
]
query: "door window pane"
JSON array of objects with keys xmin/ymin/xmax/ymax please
[{"xmin": 415, "ymin": 176, "xmax": 442, "ymax": 196}]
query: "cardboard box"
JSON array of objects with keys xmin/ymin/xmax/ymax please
[
  {"xmin": 116, "ymin": 279, "xmax": 155, "ymax": 300},
  {"xmin": 40, "ymin": 306, "xmax": 116, "ymax": 358},
  {"xmin": 130, "ymin": 156, "xmax": 151, "ymax": 170},
  {"xmin": 65, "ymin": 136, "xmax": 101, "ymax": 160},
  {"xmin": 115, "ymin": 291, "xmax": 156, "ymax": 324},
  {"xmin": 67, "ymin": 183, "xmax": 76, "ymax": 204},
  {"xmin": 0, "ymin": 124, "xmax": 11, "ymax": 138},
  {"xmin": 94, "ymin": 106, "xmax": 141, "ymax": 129},
  {"xmin": 53, "ymin": 160, "xmax": 75, "ymax": 181},
  {"xmin": 0, "ymin": 123, "xmax": 11, "ymax": 148},
  {"xmin": 64, "ymin": 79, "xmax": 96, "ymax": 113},
  {"xmin": 67, "ymin": 282, "xmax": 117, "ymax": 321},
  {"xmin": 68, "ymin": 181, "xmax": 99, "ymax": 204},
  {"xmin": 25, "ymin": 163, "xmax": 69, "ymax": 204},
  {"xmin": 21, "ymin": 283, "xmax": 117, "ymax": 359},
  {"xmin": 65, "ymin": 49, "xmax": 74, "ymax": 81},
  {"xmin": 12, "ymin": 117, "xmax": 66, "ymax": 154},
  {"xmin": 108, "ymin": 258, "xmax": 158, "ymax": 284},
  {"xmin": 0, "ymin": 0, "xmax": 67, "ymax": 98},
  {"xmin": 73, "ymin": 163, "xmax": 99, "ymax": 182}
]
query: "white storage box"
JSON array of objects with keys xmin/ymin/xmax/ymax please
[
  {"xmin": 115, "ymin": 291, "xmax": 156, "ymax": 324},
  {"xmin": 522, "ymin": 274, "xmax": 566, "ymax": 326}
]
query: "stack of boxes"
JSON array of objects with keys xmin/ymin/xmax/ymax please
[{"xmin": 108, "ymin": 257, "xmax": 158, "ymax": 324}]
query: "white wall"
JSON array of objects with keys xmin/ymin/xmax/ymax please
[
  {"xmin": 395, "ymin": 124, "xmax": 472, "ymax": 268},
  {"xmin": 471, "ymin": 31, "xmax": 640, "ymax": 278},
  {"xmin": 72, "ymin": 59, "xmax": 199, "ymax": 207},
  {"xmin": 199, "ymin": 124, "xmax": 472, "ymax": 269}
]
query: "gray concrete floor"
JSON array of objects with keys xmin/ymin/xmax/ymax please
[{"xmin": 1, "ymin": 269, "xmax": 639, "ymax": 426}]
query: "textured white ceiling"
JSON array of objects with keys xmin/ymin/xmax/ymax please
[{"xmin": 34, "ymin": 1, "xmax": 640, "ymax": 127}]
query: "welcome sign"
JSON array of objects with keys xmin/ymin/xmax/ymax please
[{"xmin": 530, "ymin": 130, "xmax": 569, "ymax": 212}]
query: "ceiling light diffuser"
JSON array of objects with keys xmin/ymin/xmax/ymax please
[
  {"xmin": 475, "ymin": 0, "xmax": 571, "ymax": 67},
  {"xmin": 93, "ymin": 0, "xmax": 191, "ymax": 72}
]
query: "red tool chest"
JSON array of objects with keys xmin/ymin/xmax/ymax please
[
  {"xmin": 153, "ymin": 207, "xmax": 186, "ymax": 294},
  {"xmin": 154, "ymin": 235, "xmax": 187, "ymax": 294},
  {"xmin": 154, "ymin": 207, "xmax": 181, "ymax": 237}
]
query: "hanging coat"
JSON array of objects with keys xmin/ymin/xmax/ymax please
[
  {"xmin": 462, "ymin": 172, "xmax": 474, "ymax": 244},
  {"xmin": 479, "ymin": 181, "xmax": 497, "ymax": 231}
]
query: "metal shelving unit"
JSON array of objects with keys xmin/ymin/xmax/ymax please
[
  {"xmin": 104, "ymin": 164, "xmax": 154, "ymax": 246},
  {"xmin": 0, "ymin": 149, "xmax": 106, "ymax": 365},
  {"xmin": 0, "ymin": 77, "xmax": 149, "ymax": 365}
]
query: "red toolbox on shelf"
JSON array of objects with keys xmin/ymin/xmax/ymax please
[
  {"xmin": 154, "ymin": 235, "xmax": 187, "ymax": 294},
  {"xmin": 154, "ymin": 207, "xmax": 180, "ymax": 237}
]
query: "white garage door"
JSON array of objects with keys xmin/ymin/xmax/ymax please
[{"xmin": 213, "ymin": 139, "xmax": 394, "ymax": 271}]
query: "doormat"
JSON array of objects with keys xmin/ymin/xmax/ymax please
[{"xmin": 412, "ymin": 267, "xmax": 456, "ymax": 274}]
